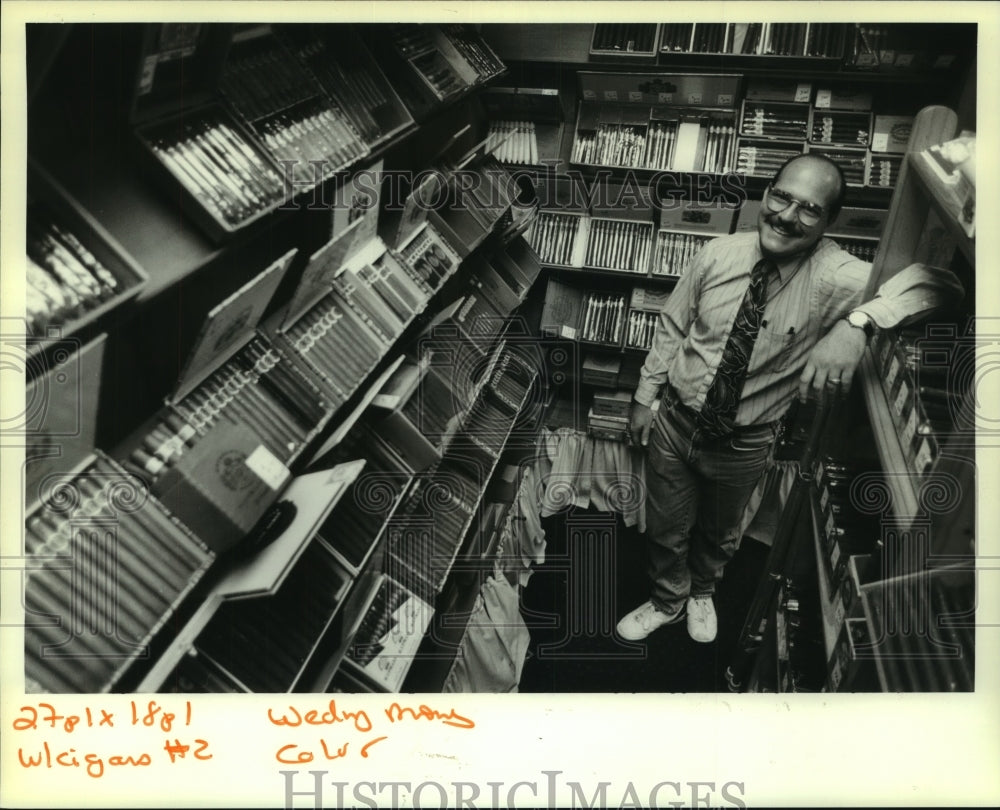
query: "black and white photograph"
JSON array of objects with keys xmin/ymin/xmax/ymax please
[{"xmin": 2, "ymin": 3, "xmax": 998, "ymax": 808}]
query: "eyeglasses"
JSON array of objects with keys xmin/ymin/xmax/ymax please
[{"xmin": 764, "ymin": 184, "xmax": 827, "ymax": 227}]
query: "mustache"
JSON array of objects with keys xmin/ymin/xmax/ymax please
[{"xmin": 763, "ymin": 214, "xmax": 803, "ymax": 236}]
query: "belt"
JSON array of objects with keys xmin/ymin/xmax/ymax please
[{"xmin": 659, "ymin": 383, "xmax": 780, "ymax": 441}]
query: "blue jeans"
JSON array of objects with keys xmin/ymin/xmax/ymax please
[{"xmin": 644, "ymin": 392, "xmax": 779, "ymax": 614}]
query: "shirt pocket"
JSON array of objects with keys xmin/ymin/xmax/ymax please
[{"xmin": 753, "ymin": 322, "xmax": 799, "ymax": 373}]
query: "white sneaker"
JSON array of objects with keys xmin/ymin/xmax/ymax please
[
  {"xmin": 617, "ymin": 600, "xmax": 684, "ymax": 641},
  {"xmin": 687, "ymin": 595, "xmax": 718, "ymax": 643}
]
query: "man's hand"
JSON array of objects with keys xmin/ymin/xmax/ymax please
[
  {"xmin": 630, "ymin": 401, "xmax": 655, "ymax": 447},
  {"xmin": 798, "ymin": 319, "xmax": 868, "ymax": 401}
]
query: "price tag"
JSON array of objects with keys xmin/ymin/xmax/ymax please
[
  {"xmin": 855, "ymin": 53, "xmax": 879, "ymax": 67},
  {"xmin": 815, "ymin": 89, "xmax": 832, "ymax": 109},
  {"xmin": 872, "ymin": 133, "xmax": 890, "ymax": 152},
  {"xmin": 687, "ymin": 92, "xmax": 703, "ymax": 104},
  {"xmin": 628, "ymin": 91, "xmax": 643, "ymax": 102},
  {"xmin": 894, "ymin": 380, "xmax": 910, "ymax": 416},
  {"xmin": 830, "ymin": 536, "xmax": 841, "ymax": 568},
  {"xmin": 833, "ymin": 595, "xmax": 846, "ymax": 630},
  {"xmin": 825, "ymin": 512, "xmax": 836, "ymax": 543},
  {"xmin": 794, "ymin": 83, "xmax": 812, "ymax": 103},
  {"xmin": 245, "ymin": 445, "xmax": 291, "ymax": 491},
  {"xmin": 820, "ymin": 486, "xmax": 830, "ymax": 512},
  {"xmin": 717, "ymin": 93, "xmax": 733, "ymax": 106},
  {"xmin": 561, "ymin": 324, "xmax": 578, "ymax": 339},
  {"xmin": 583, "ymin": 89, "xmax": 598, "ymax": 100},
  {"xmin": 815, "ymin": 460, "xmax": 825, "ymax": 487},
  {"xmin": 658, "ymin": 92, "xmax": 674, "ymax": 103},
  {"xmin": 604, "ymin": 89, "xmax": 619, "ymax": 101},
  {"xmin": 895, "ymin": 53, "xmax": 914, "ymax": 67}
]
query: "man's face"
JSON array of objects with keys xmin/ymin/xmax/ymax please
[{"xmin": 757, "ymin": 158, "xmax": 840, "ymax": 261}]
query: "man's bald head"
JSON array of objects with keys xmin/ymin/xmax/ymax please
[{"xmin": 772, "ymin": 154, "xmax": 846, "ymax": 223}]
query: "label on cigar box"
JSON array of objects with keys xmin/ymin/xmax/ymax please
[
  {"xmin": 245, "ymin": 445, "xmax": 291, "ymax": 491},
  {"xmin": 629, "ymin": 286, "xmax": 670, "ymax": 312},
  {"xmin": 871, "ymin": 115, "xmax": 914, "ymax": 154},
  {"xmin": 815, "ymin": 88, "xmax": 873, "ymax": 111}
]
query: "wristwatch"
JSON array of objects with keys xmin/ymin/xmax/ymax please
[{"xmin": 844, "ymin": 310, "xmax": 876, "ymax": 339}]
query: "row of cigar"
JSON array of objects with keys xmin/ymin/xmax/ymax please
[
  {"xmin": 736, "ymin": 144, "xmax": 804, "ymax": 176},
  {"xmin": 806, "ymin": 23, "xmax": 847, "ymax": 58},
  {"xmin": 255, "ymin": 105, "xmax": 367, "ymax": 183},
  {"xmin": 733, "ymin": 23, "xmax": 805, "ymax": 56},
  {"xmin": 702, "ymin": 125, "xmax": 739, "ymax": 173},
  {"xmin": 741, "ymin": 109, "xmax": 809, "ymax": 140},
  {"xmin": 130, "ymin": 344, "xmax": 320, "ymax": 479},
  {"xmin": 592, "ymin": 23, "xmax": 658, "ymax": 53},
  {"xmin": 26, "ymin": 208, "xmax": 122, "ymax": 333},
  {"xmin": 390, "ymin": 24, "xmax": 436, "ymax": 59},
  {"xmin": 399, "ymin": 231, "xmax": 459, "ymax": 293},
  {"xmin": 626, "ymin": 310, "xmax": 658, "ymax": 350},
  {"xmin": 411, "ymin": 50, "xmax": 464, "ymax": 98},
  {"xmin": 572, "ymin": 123, "xmax": 650, "ymax": 168},
  {"xmin": 489, "ymin": 349, "xmax": 536, "ymax": 412},
  {"xmin": 24, "ymin": 457, "xmax": 213, "ymax": 693},
  {"xmin": 655, "ymin": 231, "xmax": 713, "ymax": 276},
  {"xmin": 581, "ymin": 294, "xmax": 627, "ymax": 344},
  {"xmin": 291, "ymin": 39, "xmax": 392, "ymax": 145},
  {"xmin": 283, "ymin": 295, "xmax": 390, "ymax": 408},
  {"xmin": 835, "ymin": 239, "xmax": 879, "ymax": 263},
  {"xmin": 585, "ymin": 220, "xmax": 652, "ymax": 273},
  {"xmin": 442, "ymin": 24, "xmax": 504, "ymax": 79},
  {"xmin": 868, "ymin": 156, "xmax": 902, "ymax": 188},
  {"xmin": 526, "ymin": 212, "xmax": 581, "ymax": 265},
  {"xmin": 401, "ymin": 367, "xmax": 464, "ymax": 444},
  {"xmin": 460, "ymin": 394, "xmax": 515, "ymax": 455},
  {"xmin": 332, "ymin": 255, "xmax": 429, "ymax": 346},
  {"xmin": 811, "ymin": 118, "xmax": 871, "ymax": 147},
  {"xmin": 347, "ymin": 576, "xmax": 414, "ymax": 668},
  {"xmin": 486, "ymin": 120, "xmax": 539, "ymax": 165},
  {"xmin": 690, "ymin": 22, "xmax": 728, "ymax": 54},
  {"xmin": 660, "ymin": 23, "xmax": 695, "ymax": 52},
  {"xmin": 814, "ymin": 150, "xmax": 867, "ymax": 185},
  {"xmin": 149, "ymin": 117, "xmax": 286, "ymax": 227},
  {"xmin": 195, "ymin": 539, "xmax": 351, "ymax": 692},
  {"xmin": 221, "ymin": 42, "xmax": 321, "ymax": 122}
]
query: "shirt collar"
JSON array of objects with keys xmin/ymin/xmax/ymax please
[{"xmin": 755, "ymin": 237, "xmax": 820, "ymax": 284}]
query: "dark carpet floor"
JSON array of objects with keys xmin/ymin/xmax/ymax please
[{"xmin": 518, "ymin": 508, "xmax": 771, "ymax": 693}]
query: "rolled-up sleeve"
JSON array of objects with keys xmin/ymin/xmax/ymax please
[{"xmin": 854, "ymin": 263, "xmax": 965, "ymax": 328}]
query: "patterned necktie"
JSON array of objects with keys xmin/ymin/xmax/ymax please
[{"xmin": 697, "ymin": 257, "xmax": 775, "ymax": 438}]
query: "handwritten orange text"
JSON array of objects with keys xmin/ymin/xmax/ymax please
[
  {"xmin": 267, "ymin": 700, "xmax": 372, "ymax": 733},
  {"xmin": 384, "ymin": 702, "xmax": 476, "ymax": 730}
]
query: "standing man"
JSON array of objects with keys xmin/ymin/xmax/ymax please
[{"xmin": 618, "ymin": 153, "xmax": 962, "ymax": 643}]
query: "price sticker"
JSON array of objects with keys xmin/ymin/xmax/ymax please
[
  {"xmin": 246, "ymin": 445, "xmax": 291, "ymax": 491},
  {"xmin": 872, "ymin": 133, "xmax": 889, "ymax": 152},
  {"xmin": 833, "ymin": 594, "xmax": 846, "ymax": 629},
  {"xmin": 794, "ymin": 83, "xmax": 812, "ymax": 103},
  {"xmin": 820, "ymin": 486, "xmax": 830, "ymax": 512},
  {"xmin": 915, "ymin": 439, "xmax": 934, "ymax": 475},
  {"xmin": 825, "ymin": 512, "xmax": 836, "ymax": 543},
  {"xmin": 561, "ymin": 324, "xmax": 578, "ymax": 339},
  {"xmin": 886, "ymin": 355, "xmax": 901, "ymax": 389},
  {"xmin": 815, "ymin": 89, "xmax": 832, "ymax": 109},
  {"xmin": 895, "ymin": 53, "xmax": 914, "ymax": 67},
  {"xmin": 628, "ymin": 90, "xmax": 643, "ymax": 102},
  {"xmin": 830, "ymin": 536, "xmax": 841, "ymax": 568},
  {"xmin": 658, "ymin": 92, "xmax": 674, "ymax": 103},
  {"xmin": 604, "ymin": 89, "xmax": 619, "ymax": 101},
  {"xmin": 583, "ymin": 89, "xmax": 597, "ymax": 100},
  {"xmin": 687, "ymin": 92, "xmax": 703, "ymax": 104},
  {"xmin": 717, "ymin": 93, "xmax": 733, "ymax": 106}
]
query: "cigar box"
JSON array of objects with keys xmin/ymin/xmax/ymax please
[
  {"xmin": 808, "ymin": 108, "xmax": 873, "ymax": 148},
  {"xmin": 592, "ymin": 389, "xmax": 634, "ymax": 418},
  {"xmin": 395, "ymin": 213, "xmax": 463, "ymax": 294},
  {"xmin": 439, "ymin": 23, "xmax": 507, "ymax": 84},
  {"xmin": 278, "ymin": 24, "xmax": 415, "ymax": 151},
  {"xmin": 525, "ymin": 210, "xmax": 588, "ymax": 267},
  {"xmin": 629, "ymin": 286, "xmax": 672, "ymax": 312},
  {"xmin": 735, "ymin": 138, "xmax": 805, "ymax": 178},
  {"xmin": 740, "ymin": 100, "xmax": 810, "ymax": 141},
  {"xmin": 659, "ymin": 23, "xmax": 696, "ymax": 53},
  {"xmin": 130, "ymin": 24, "xmax": 288, "ymax": 243},
  {"xmin": 580, "ymin": 290, "xmax": 627, "ymax": 349},
  {"xmin": 744, "ymin": 79, "xmax": 814, "ymax": 105},
  {"xmin": 540, "ymin": 278, "xmax": 584, "ymax": 340},
  {"xmin": 804, "ymin": 144, "xmax": 869, "ymax": 187},
  {"xmin": 659, "ymin": 200, "xmax": 735, "ymax": 235},
  {"xmin": 342, "ymin": 574, "xmax": 435, "ymax": 692},
  {"xmin": 584, "ymin": 193, "xmax": 655, "ymax": 275},
  {"xmin": 572, "ymin": 72, "xmax": 740, "ymax": 172},
  {"xmin": 25, "ymin": 159, "xmax": 149, "ymax": 358},
  {"xmin": 870, "ymin": 115, "xmax": 914, "ymax": 154},
  {"xmin": 813, "ymin": 87, "xmax": 873, "ymax": 112},
  {"xmin": 496, "ymin": 235, "xmax": 543, "ymax": 295},
  {"xmin": 865, "ymin": 153, "xmax": 904, "ymax": 189},
  {"xmin": 22, "ymin": 334, "xmax": 215, "ymax": 694},
  {"xmin": 467, "ymin": 255, "xmax": 523, "ymax": 318},
  {"xmin": 220, "ymin": 26, "xmax": 370, "ymax": 186},
  {"xmin": 582, "ymin": 353, "xmax": 621, "ymax": 388},
  {"xmin": 825, "ymin": 206, "xmax": 888, "ymax": 240},
  {"xmin": 590, "ymin": 23, "xmax": 661, "ymax": 61},
  {"xmin": 188, "ymin": 462, "xmax": 365, "ymax": 692},
  {"xmin": 587, "ymin": 408, "xmax": 630, "ymax": 442}
]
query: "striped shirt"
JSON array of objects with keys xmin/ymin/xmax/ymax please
[{"xmin": 634, "ymin": 231, "xmax": 963, "ymax": 424}]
